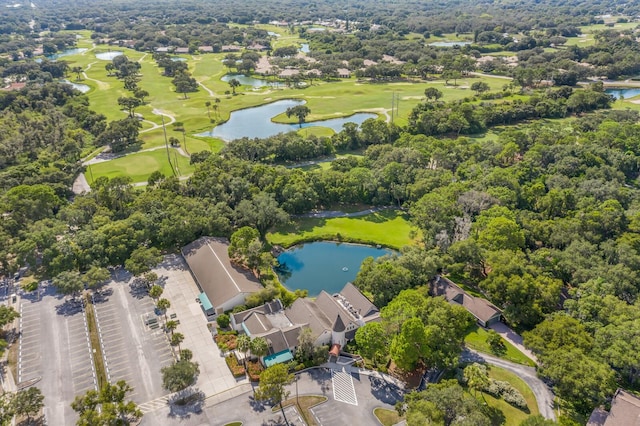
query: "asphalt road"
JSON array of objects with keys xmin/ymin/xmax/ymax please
[
  {"xmin": 140, "ymin": 366, "xmax": 404, "ymax": 425},
  {"xmin": 462, "ymin": 349, "xmax": 556, "ymax": 421}
]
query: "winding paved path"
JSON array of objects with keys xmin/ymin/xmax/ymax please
[
  {"xmin": 461, "ymin": 349, "xmax": 556, "ymax": 421},
  {"xmin": 197, "ymin": 81, "xmax": 215, "ymax": 97}
]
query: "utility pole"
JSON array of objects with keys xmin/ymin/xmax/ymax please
[{"xmin": 162, "ymin": 115, "xmax": 176, "ymax": 177}]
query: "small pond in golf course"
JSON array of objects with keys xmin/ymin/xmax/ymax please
[
  {"xmin": 605, "ymin": 88, "xmax": 640, "ymax": 99},
  {"xmin": 195, "ymin": 99, "xmax": 377, "ymax": 141},
  {"xmin": 221, "ymin": 74, "xmax": 285, "ymax": 88},
  {"xmin": 276, "ymin": 241, "xmax": 394, "ymax": 296},
  {"xmin": 95, "ymin": 51, "xmax": 123, "ymax": 60},
  {"xmin": 61, "ymin": 80, "xmax": 90, "ymax": 93}
]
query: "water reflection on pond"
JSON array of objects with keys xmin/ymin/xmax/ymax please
[
  {"xmin": 45, "ymin": 48, "xmax": 87, "ymax": 60},
  {"xmin": 429, "ymin": 41, "xmax": 471, "ymax": 47},
  {"xmin": 605, "ymin": 88, "xmax": 640, "ymax": 99},
  {"xmin": 95, "ymin": 51, "xmax": 123, "ymax": 60},
  {"xmin": 221, "ymin": 74, "xmax": 284, "ymax": 88},
  {"xmin": 196, "ymin": 99, "xmax": 377, "ymax": 141},
  {"xmin": 61, "ymin": 80, "xmax": 90, "ymax": 93},
  {"xmin": 276, "ymin": 242, "xmax": 394, "ymax": 296}
]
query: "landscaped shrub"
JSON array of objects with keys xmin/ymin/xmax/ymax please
[
  {"xmin": 215, "ymin": 333, "xmax": 238, "ymax": 351},
  {"xmin": 225, "ymin": 355, "xmax": 246, "ymax": 378},
  {"xmin": 502, "ymin": 387, "xmax": 527, "ymax": 409},
  {"xmin": 246, "ymin": 360, "xmax": 264, "ymax": 381},
  {"xmin": 484, "ymin": 379, "xmax": 528, "ymax": 409},
  {"xmin": 216, "ymin": 313, "xmax": 230, "ymax": 329},
  {"xmin": 485, "ymin": 379, "xmax": 510, "ymax": 397}
]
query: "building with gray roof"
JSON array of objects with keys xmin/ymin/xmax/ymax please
[{"xmin": 182, "ymin": 237, "xmax": 263, "ymax": 318}]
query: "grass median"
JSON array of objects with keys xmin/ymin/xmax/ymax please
[{"xmin": 84, "ymin": 293, "xmax": 108, "ymax": 389}]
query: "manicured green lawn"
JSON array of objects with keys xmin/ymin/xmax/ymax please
[
  {"xmin": 86, "ymin": 148, "xmax": 194, "ymax": 184},
  {"xmin": 267, "ymin": 209, "xmax": 420, "ymax": 249},
  {"xmin": 464, "ymin": 325, "xmax": 536, "ymax": 367},
  {"xmin": 55, "ymin": 31, "xmax": 537, "ymax": 184},
  {"xmin": 477, "ymin": 365, "xmax": 540, "ymax": 426},
  {"xmin": 374, "ymin": 407, "xmax": 404, "ymax": 426}
]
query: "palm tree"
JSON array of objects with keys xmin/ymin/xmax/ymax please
[
  {"xmin": 170, "ymin": 332, "xmax": 184, "ymax": 353},
  {"xmin": 250, "ymin": 336, "xmax": 269, "ymax": 361},
  {"xmin": 464, "ymin": 363, "xmax": 490, "ymax": 400},
  {"xmin": 237, "ymin": 334, "xmax": 251, "ymax": 367},
  {"xmin": 157, "ymin": 298, "xmax": 171, "ymax": 321},
  {"xmin": 71, "ymin": 66, "xmax": 83, "ymax": 81},
  {"xmin": 165, "ymin": 320, "xmax": 178, "ymax": 335},
  {"xmin": 205, "ymin": 101, "xmax": 211, "ymax": 120},
  {"xmin": 229, "ymin": 78, "xmax": 241, "ymax": 94}
]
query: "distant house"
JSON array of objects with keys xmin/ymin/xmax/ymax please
[
  {"xmin": 230, "ymin": 283, "xmax": 379, "ymax": 366},
  {"xmin": 278, "ymin": 68, "xmax": 300, "ymax": 78},
  {"xmin": 588, "ymin": 389, "xmax": 640, "ymax": 426},
  {"xmin": 247, "ymin": 43, "xmax": 268, "ymax": 51},
  {"xmin": 174, "ymin": 47, "xmax": 189, "ymax": 54},
  {"xmin": 155, "ymin": 47, "xmax": 170, "ymax": 53},
  {"xmin": 430, "ymin": 276, "xmax": 502, "ymax": 327},
  {"xmin": 182, "ymin": 237, "xmax": 263, "ymax": 319},
  {"xmin": 337, "ymin": 68, "xmax": 351, "ymax": 78},
  {"xmin": 199, "ymin": 46, "xmax": 214, "ymax": 53},
  {"xmin": 221, "ymin": 45, "xmax": 242, "ymax": 52}
]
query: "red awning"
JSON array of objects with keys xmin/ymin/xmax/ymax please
[{"xmin": 329, "ymin": 344, "xmax": 341, "ymax": 357}]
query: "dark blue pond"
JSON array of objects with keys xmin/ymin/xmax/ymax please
[
  {"xmin": 605, "ymin": 88, "xmax": 640, "ymax": 99},
  {"xmin": 276, "ymin": 242, "xmax": 394, "ymax": 296},
  {"xmin": 195, "ymin": 99, "xmax": 377, "ymax": 141}
]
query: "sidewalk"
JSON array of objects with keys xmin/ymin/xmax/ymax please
[
  {"xmin": 155, "ymin": 255, "xmax": 246, "ymax": 398},
  {"xmin": 490, "ymin": 322, "xmax": 538, "ymax": 364}
]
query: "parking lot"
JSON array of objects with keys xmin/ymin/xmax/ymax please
[
  {"xmin": 93, "ymin": 277, "xmax": 174, "ymax": 404},
  {"xmin": 18, "ymin": 285, "xmax": 96, "ymax": 426}
]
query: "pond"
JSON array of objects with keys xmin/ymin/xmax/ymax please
[
  {"xmin": 267, "ymin": 31, "xmax": 281, "ymax": 37},
  {"xmin": 61, "ymin": 79, "xmax": 90, "ymax": 93},
  {"xmin": 45, "ymin": 48, "xmax": 87, "ymax": 60},
  {"xmin": 95, "ymin": 51, "xmax": 123, "ymax": 60},
  {"xmin": 300, "ymin": 43, "xmax": 310, "ymax": 53},
  {"xmin": 429, "ymin": 41, "xmax": 472, "ymax": 47},
  {"xmin": 196, "ymin": 99, "xmax": 377, "ymax": 141},
  {"xmin": 171, "ymin": 57, "xmax": 187, "ymax": 62},
  {"xmin": 276, "ymin": 242, "xmax": 394, "ymax": 296},
  {"xmin": 605, "ymin": 88, "xmax": 640, "ymax": 99},
  {"xmin": 221, "ymin": 73, "xmax": 285, "ymax": 88}
]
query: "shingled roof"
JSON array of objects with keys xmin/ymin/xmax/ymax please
[
  {"xmin": 182, "ymin": 237, "xmax": 262, "ymax": 311},
  {"xmin": 431, "ymin": 276, "xmax": 501, "ymax": 326}
]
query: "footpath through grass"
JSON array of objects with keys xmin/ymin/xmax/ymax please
[
  {"xmin": 267, "ymin": 209, "xmax": 420, "ymax": 249},
  {"xmin": 464, "ymin": 325, "xmax": 535, "ymax": 367}
]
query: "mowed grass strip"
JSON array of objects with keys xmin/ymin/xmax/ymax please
[
  {"xmin": 85, "ymin": 293, "xmax": 107, "ymax": 389},
  {"xmin": 267, "ymin": 209, "xmax": 420, "ymax": 249},
  {"xmin": 373, "ymin": 407, "xmax": 404, "ymax": 426},
  {"xmin": 464, "ymin": 325, "xmax": 536, "ymax": 367},
  {"xmin": 87, "ymin": 148, "xmax": 194, "ymax": 184}
]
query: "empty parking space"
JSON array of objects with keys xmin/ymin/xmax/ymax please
[
  {"xmin": 18, "ymin": 286, "xmax": 97, "ymax": 426},
  {"xmin": 311, "ymin": 402, "xmax": 347, "ymax": 426},
  {"xmin": 93, "ymin": 281, "xmax": 174, "ymax": 404}
]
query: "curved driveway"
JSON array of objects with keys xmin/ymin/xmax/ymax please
[{"xmin": 462, "ymin": 349, "xmax": 556, "ymax": 421}]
